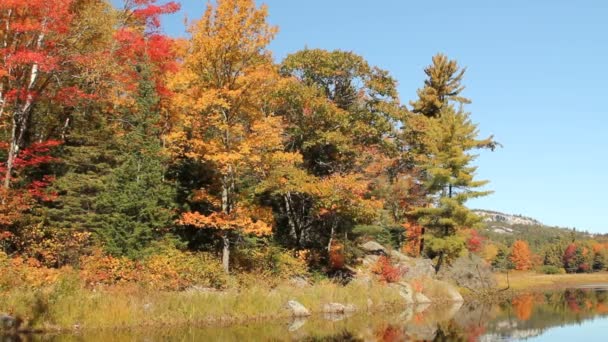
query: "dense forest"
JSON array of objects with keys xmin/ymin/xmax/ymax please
[{"xmin": 1, "ymin": 0, "xmax": 605, "ymax": 292}]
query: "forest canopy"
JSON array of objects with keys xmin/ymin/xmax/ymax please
[{"xmin": 0, "ymin": 0, "xmax": 501, "ymax": 277}]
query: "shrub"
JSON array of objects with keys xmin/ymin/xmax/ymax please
[
  {"xmin": 540, "ymin": 265, "xmax": 561, "ymax": 275},
  {"xmin": 79, "ymin": 247, "xmax": 228, "ymax": 290},
  {"xmin": 233, "ymin": 245, "xmax": 308, "ymax": 281},
  {"xmin": 371, "ymin": 256, "xmax": 404, "ymax": 283}
]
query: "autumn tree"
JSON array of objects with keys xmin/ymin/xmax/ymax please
[
  {"xmin": 272, "ymin": 49, "xmax": 404, "ymax": 253},
  {"xmin": 0, "ymin": 0, "xmax": 100, "ymax": 191},
  {"xmin": 170, "ymin": 0, "xmax": 296, "ymax": 272},
  {"xmin": 406, "ymin": 54, "xmax": 497, "ymax": 272},
  {"xmin": 510, "ymin": 240, "xmax": 532, "ymax": 271}
]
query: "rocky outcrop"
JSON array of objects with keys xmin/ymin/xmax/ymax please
[
  {"xmin": 360, "ymin": 241, "xmax": 387, "ymax": 254},
  {"xmin": 400, "ymin": 258, "xmax": 435, "ymax": 279},
  {"xmin": 286, "ymin": 300, "xmax": 311, "ymax": 317}
]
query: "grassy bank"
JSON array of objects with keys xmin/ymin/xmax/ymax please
[
  {"xmin": 0, "ymin": 279, "xmax": 406, "ymax": 332},
  {"xmin": 495, "ymin": 271, "xmax": 608, "ymax": 291}
]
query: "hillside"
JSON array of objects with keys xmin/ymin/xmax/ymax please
[{"xmin": 473, "ymin": 209, "xmax": 596, "ymax": 252}]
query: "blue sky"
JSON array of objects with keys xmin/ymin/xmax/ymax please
[{"xmin": 150, "ymin": 0, "xmax": 608, "ymax": 233}]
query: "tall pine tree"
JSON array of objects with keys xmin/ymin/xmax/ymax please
[{"xmin": 407, "ymin": 54, "xmax": 497, "ymax": 272}]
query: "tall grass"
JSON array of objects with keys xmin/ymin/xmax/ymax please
[{"xmin": 0, "ymin": 275, "xmax": 404, "ymax": 331}]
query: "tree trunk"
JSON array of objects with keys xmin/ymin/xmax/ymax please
[
  {"xmin": 435, "ymin": 251, "xmax": 444, "ymax": 273},
  {"xmin": 327, "ymin": 218, "xmax": 337, "ymax": 254},
  {"xmin": 3, "ymin": 116, "xmax": 18, "ymax": 189},
  {"xmin": 222, "ymin": 233, "xmax": 230, "ymax": 274},
  {"xmin": 3, "ymin": 32, "xmax": 43, "ymax": 190}
]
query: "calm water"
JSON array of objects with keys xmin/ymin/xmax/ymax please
[{"xmin": 5, "ymin": 287, "xmax": 608, "ymax": 341}]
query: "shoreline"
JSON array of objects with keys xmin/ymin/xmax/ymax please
[
  {"xmin": 495, "ymin": 271, "xmax": 608, "ymax": 292},
  {"xmin": 3, "ymin": 272, "xmax": 608, "ymax": 335}
]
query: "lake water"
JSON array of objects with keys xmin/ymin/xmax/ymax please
[{"xmin": 7, "ymin": 287, "xmax": 608, "ymax": 341}]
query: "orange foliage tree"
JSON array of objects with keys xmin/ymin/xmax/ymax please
[
  {"xmin": 171, "ymin": 0, "xmax": 299, "ymax": 272},
  {"xmin": 403, "ymin": 222, "xmax": 423, "ymax": 257},
  {"xmin": 510, "ymin": 240, "xmax": 532, "ymax": 271}
]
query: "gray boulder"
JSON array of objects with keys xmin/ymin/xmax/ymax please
[
  {"xmin": 360, "ymin": 241, "xmax": 386, "ymax": 254},
  {"xmin": 0, "ymin": 314, "xmax": 21, "ymax": 332},
  {"xmin": 288, "ymin": 317, "xmax": 308, "ymax": 332},
  {"xmin": 286, "ymin": 300, "xmax": 311, "ymax": 317},
  {"xmin": 323, "ymin": 302, "xmax": 346, "ymax": 313},
  {"xmin": 322, "ymin": 302, "xmax": 356, "ymax": 313}
]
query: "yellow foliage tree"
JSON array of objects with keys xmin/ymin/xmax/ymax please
[{"xmin": 170, "ymin": 0, "xmax": 299, "ymax": 273}]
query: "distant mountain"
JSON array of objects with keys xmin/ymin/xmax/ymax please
[{"xmin": 472, "ymin": 209, "xmax": 595, "ymax": 252}]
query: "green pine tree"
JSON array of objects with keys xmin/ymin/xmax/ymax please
[{"xmin": 94, "ymin": 64, "xmax": 177, "ymax": 258}]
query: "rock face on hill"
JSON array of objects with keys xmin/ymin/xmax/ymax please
[{"xmin": 474, "ymin": 209, "xmax": 541, "ymax": 226}]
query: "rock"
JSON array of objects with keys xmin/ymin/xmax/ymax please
[
  {"xmin": 394, "ymin": 282, "xmax": 414, "ymax": 304},
  {"xmin": 289, "ymin": 276, "xmax": 311, "ymax": 288},
  {"xmin": 389, "ymin": 249, "xmax": 410, "ymax": 263},
  {"xmin": 400, "ymin": 258, "xmax": 436, "ymax": 279},
  {"xmin": 361, "ymin": 255, "xmax": 380, "ymax": 267},
  {"xmin": 323, "ymin": 313, "xmax": 346, "ymax": 322},
  {"xmin": 185, "ymin": 285, "xmax": 217, "ymax": 293},
  {"xmin": 415, "ymin": 292, "xmax": 432, "ymax": 304},
  {"xmin": 414, "ymin": 302, "xmax": 431, "ymax": 313},
  {"xmin": 287, "ymin": 317, "xmax": 308, "ymax": 332},
  {"xmin": 0, "ymin": 314, "xmax": 21, "ymax": 332},
  {"xmin": 286, "ymin": 300, "xmax": 311, "ymax": 317},
  {"xmin": 344, "ymin": 304, "xmax": 357, "ymax": 313},
  {"xmin": 323, "ymin": 302, "xmax": 346, "ymax": 313},
  {"xmin": 432, "ymin": 280, "xmax": 464, "ymax": 302},
  {"xmin": 360, "ymin": 241, "xmax": 386, "ymax": 254},
  {"xmin": 406, "ymin": 318, "xmax": 437, "ymax": 340},
  {"xmin": 399, "ymin": 307, "xmax": 414, "ymax": 322}
]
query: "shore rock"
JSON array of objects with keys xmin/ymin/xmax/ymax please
[
  {"xmin": 393, "ymin": 281, "xmax": 414, "ymax": 304},
  {"xmin": 323, "ymin": 303, "xmax": 346, "ymax": 313},
  {"xmin": 286, "ymin": 300, "xmax": 311, "ymax": 317},
  {"xmin": 288, "ymin": 317, "xmax": 308, "ymax": 332},
  {"xmin": 415, "ymin": 292, "xmax": 432, "ymax": 304},
  {"xmin": 433, "ymin": 280, "xmax": 464, "ymax": 302},
  {"xmin": 289, "ymin": 276, "xmax": 311, "ymax": 288},
  {"xmin": 0, "ymin": 314, "xmax": 21, "ymax": 332}
]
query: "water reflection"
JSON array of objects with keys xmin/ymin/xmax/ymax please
[{"xmin": 3, "ymin": 288, "xmax": 608, "ymax": 341}]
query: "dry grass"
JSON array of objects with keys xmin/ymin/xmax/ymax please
[
  {"xmin": 495, "ymin": 271, "xmax": 608, "ymax": 291},
  {"xmin": 0, "ymin": 278, "xmax": 404, "ymax": 331}
]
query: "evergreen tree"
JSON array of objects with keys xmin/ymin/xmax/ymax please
[
  {"xmin": 95, "ymin": 65, "xmax": 177, "ymax": 258},
  {"xmin": 407, "ymin": 54, "xmax": 497, "ymax": 272}
]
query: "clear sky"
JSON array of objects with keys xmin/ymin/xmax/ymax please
[{"xmin": 150, "ymin": 0, "xmax": 608, "ymax": 233}]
